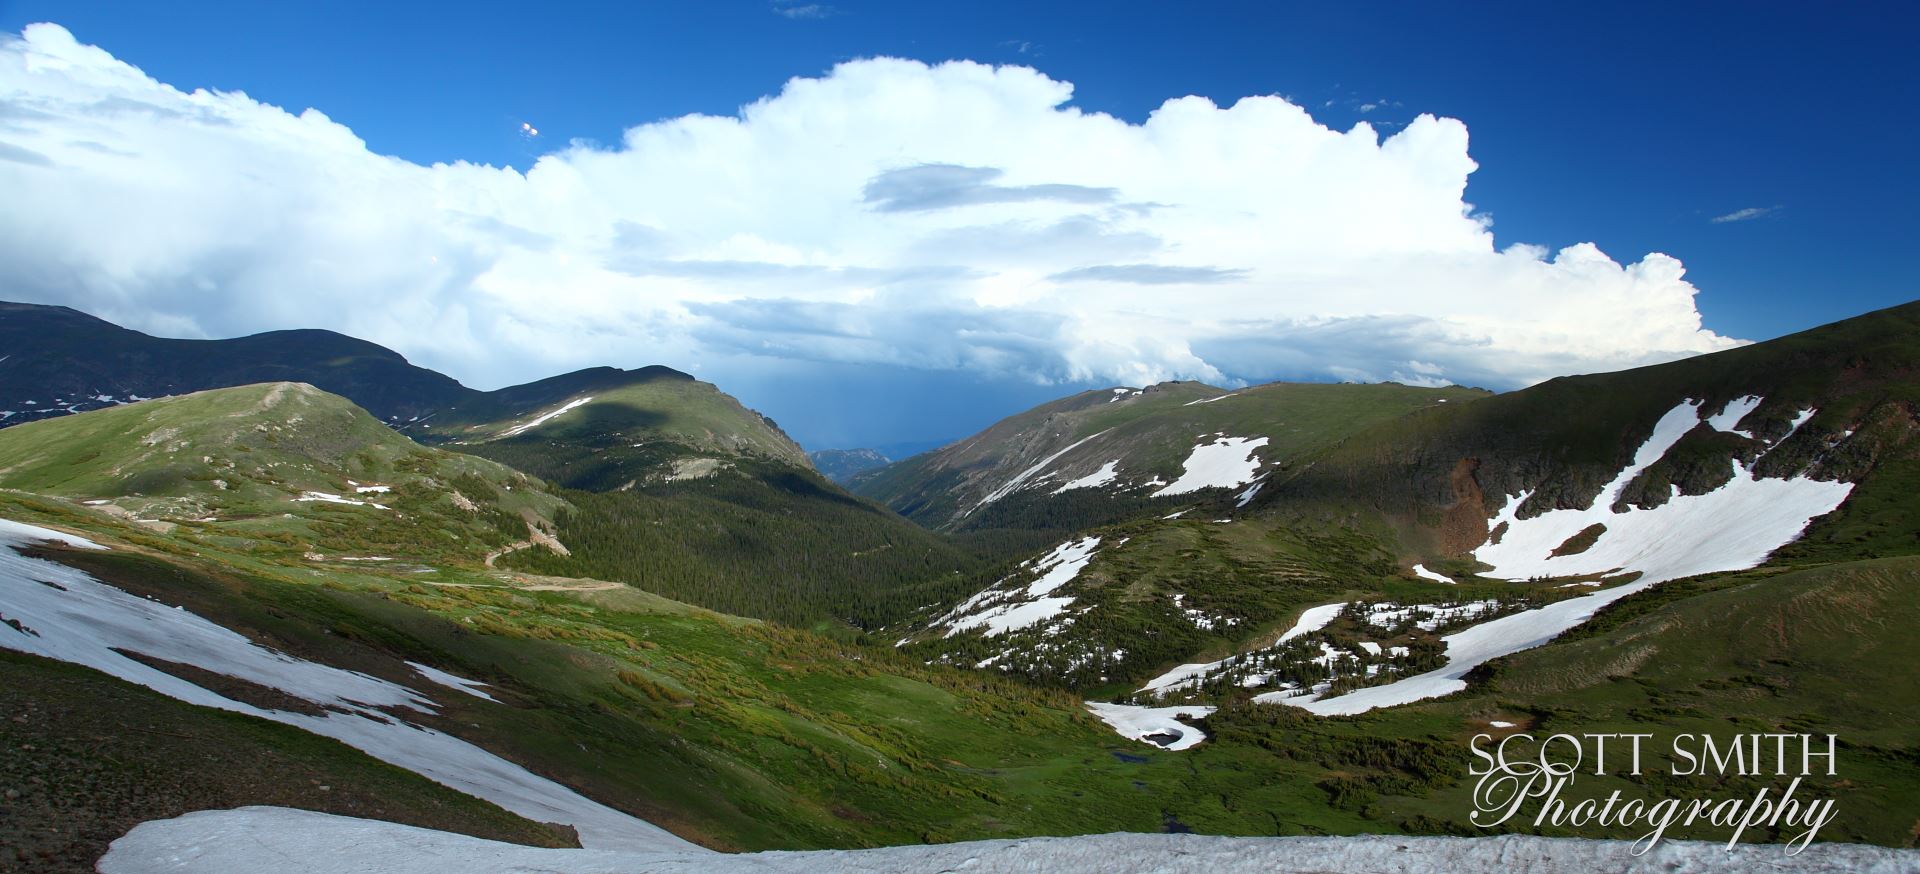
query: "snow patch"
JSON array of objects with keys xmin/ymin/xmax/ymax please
[
  {"xmin": 406, "ymin": 661, "xmax": 498, "ymax": 702},
  {"xmin": 1234, "ymin": 478, "xmax": 1265, "ymax": 508},
  {"xmin": 1052, "ymin": 460, "xmax": 1121, "ymax": 494},
  {"xmin": 1705, "ymin": 395, "xmax": 1762, "ymax": 436},
  {"xmin": 1279, "ymin": 602, "xmax": 1349, "ymax": 644},
  {"xmin": 295, "ymin": 492, "xmax": 390, "ymax": 511},
  {"xmin": 1153, "ymin": 436, "xmax": 1268, "ymax": 496},
  {"xmin": 1411, "ymin": 564, "xmax": 1456, "ymax": 584},
  {"xmin": 1085, "ymin": 701, "xmax": 1215, "ymax": 751},
  {"xmin": 500, "ymin": 396, "xmax": 593, "ymax": 438}
]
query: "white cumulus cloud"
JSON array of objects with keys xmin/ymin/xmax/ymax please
[{"xmin": 0, "ymin": 22, "xmax": 1739, "ymax": 401}]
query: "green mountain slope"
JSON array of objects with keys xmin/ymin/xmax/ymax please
[
  {"xmin": 894, "ymin": 302, "xmax": 1920, "ymax": 714},
  {"xmin": 402, "ymin": 368, "xmax": 983, "ymax": 633},
  {"xmin": 1353, "ymin": 556, "xmax": 1920, "ymax": 845},
  {"xmin": 855, "ymin": 380, "xmax": 1489, "ymax": 537},
  {"xmin": 0, "ymin": 301, "xmax": 476, "ymax": 428},
  {"xmin": 416, "ymin": 365, "xmax": 811, "ymax": 480},
  {"xmin": 0, "ymin": 382, "xmax": 567, "ymax": 566},
  {"xmin": 0, "ymin": 380, "xmax": 978, "ymax": 635},
  {"xmin": 0, "ymin": 495, "xmax": 1198, "ymax": 855},
  {"xmin": 6, "ymin": 492, "xmax": 1915, "ymax": 858},
  {"xmin": 1262, "ymin": 300, "xmax": 1920, "ymax": 562},
  {"xmin": 498, "ymin": 461, "xmax": 990, "ymax": 632}
]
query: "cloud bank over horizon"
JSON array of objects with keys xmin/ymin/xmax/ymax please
[{"xmin": 0, "ymin": 23, "xmax": 1741, "ymax": 441}]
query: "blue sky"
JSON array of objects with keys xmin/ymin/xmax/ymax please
[{"xmin": 1, "ymin": 1, "xmax": 1913, "ymax": 451}]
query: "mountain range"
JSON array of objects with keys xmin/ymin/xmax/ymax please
[{"xmin": 2, "ymin": 298, "xmax": 1917, "ymax": 870}]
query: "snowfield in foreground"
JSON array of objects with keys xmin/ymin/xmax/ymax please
[
  {"xmin": 1270, "ymin": 397, "xmax": 1854, "ymax": 716},
  {"xmin": 99, "ymin": 806, "xmax": 1919, "ymax": 874},
  {"xmin": 0, "ymin": 519, "xmax": 699, "ymax": 854}
]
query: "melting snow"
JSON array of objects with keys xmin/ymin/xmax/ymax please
[
  {"xmin": 1182, "ymin": 392, "xmax": 1239, "ymax": 406},
  {"xmin": 1084, "ymin": 702, "xmax": 1216, "ymax": 751},
  {"xmin": 1474, "ymin": 400, "xmax": 1850, "ymax": 585},
  {"xmin": 1364, "ymin": 601, "xmax": 1499, "ymax": 632},
  {"xmin": 501, "ymin": 396, "xmax": 594, "ymax": 438},
  {"xmin": 1234, "ymin": 478, "xmax": 1265, "ymax": 508},
  {"xmin": 1140, "ymin": 602, "xmax": 1347, "ymax": 696},
  {"xmin": 1139, "ymin": 661, "xmax": 1222, "ymax": 695},
  {"xmin": 1274, "ymin": 398, "xmax": 1853, "ymax": 716},
  {"xmin": 1169, "ymin": 593, "xmax": 1236, "ymax": 631},
  {"xmin": 1411, "ymin": 564, "xmax": 1456, "ymax": 584},
  {"xmin": 295, "ymin": 492, "xmax": 390, "ymax": 511},
  {"xmin": 406, "ymin": 661, "xmax": 498, "ymax": 702},
  {"xmin": 972, "ymin": 430, "xmax": 1111, "ymax": 512},
  {"xmin": 1153, "ymin": 436, "xmax": 1268, "ymax": 496},
  {"xmin": 1053, "ymin": 460, "xmax": 1121, "ymax": 494},
  {"xmin": 0, "ymin": 519, "xmax": 697, "ymax": 853},
  {"xmin": 1704, "ymin": 395, "xmax": 1762, "ymax": 436},
  {"xmin": 940, "ymin": 537, "xmax": 1101, "ymax": 638},
  {"xmin": 1279, "ymin": 602, "xmax": 1349, "ymax": 644},
  {"xmin": 0, "ymin": 519, "xmax": 106, "ymax": 550}
]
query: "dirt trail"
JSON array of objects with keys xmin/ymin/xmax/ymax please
[
  {"xmin": 423, "ymin": 578, "xmax": 624, "ymax": 593},
  {"xmin": 481, "ymin": 540, "xmax": 532, "ymax": 569}
]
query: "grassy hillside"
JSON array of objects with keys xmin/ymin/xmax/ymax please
[
  {"xmin": 0, "ymin": 379, "xmax": 978, "ymax": 636},
  {"xmin": 1264, "ymin": 300, "xmax": 1920, "ymax": 561},
  {"xmin": 499, "ymin": 459, "xmax": 991, "ymax": 633},
  {"xmin": 0, "ymin": 494, "xmax": 1256, "ymax": 852},
  {"xmin": 0, "ymin": 382, "xmax": 567, "ymax": 567},
  {"xmin": 399, "ymin": 367, "xmax": 994, "ymax": 633},
  {"xmin": 1354, "ymin": 556, "xmax": 1920, "ymax": 846},
  {"xmin": 7, "ymin": 492, "xmax": 1913, "ymax": 857},
  {"xmin": 894, "ymin": 505, "xmax": 1604, "ymax": 694},
  {"xmin": 417, "ymin": 365, "xmax": 810, "ymax": 476},
  {"xmin": 856, "ymin": 380, "xmax": 1489, "ymax": 536},
  {"xmin": 909, "ymin": 302, "xmax": 1920, "ymax": 705}
]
